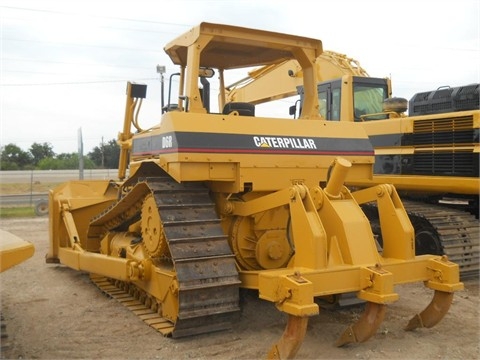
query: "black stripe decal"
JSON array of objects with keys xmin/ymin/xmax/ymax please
[
  {"xmin": 132, "ymin": 132, "xmax": 374, "ymax": 157},
  {"xmin": 369, "ymin": 133, "xmax": 405, "ymax": 147}
]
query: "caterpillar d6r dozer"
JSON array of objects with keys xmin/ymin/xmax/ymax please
[{"xmin": 46, "ymin": 23, "xmax": 463, "ymax": 359}]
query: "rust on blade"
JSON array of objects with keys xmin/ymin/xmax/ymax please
[
  {"xmin": 335, "ymin": 302, "xmax": 386, "ymax": 347},
  {"xmin": 267, "ymin": 315, "xmax": 308, "ymax": 359},
  {"xmin": 405, "ymin": 290, "xmax": 453, "ymax": 331}
]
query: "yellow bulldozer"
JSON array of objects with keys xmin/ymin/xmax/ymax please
[
  {"xmin": 225, "ymin": 51, "xmax": 480, "ymax": 279},
  {"xmin": 46, "ymin": 23, "xmax": 463, "ymax": 359}
]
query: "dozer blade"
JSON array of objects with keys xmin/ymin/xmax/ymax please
[
  {"xmin": 267, "ymin": 315, "xmax": 308, "ymax": 360},
  {"xmin": 335, "ymin": 302, "xmax": 386, "ymax": 347},
  {"xmin": 405, "ymin": 290, "xmax": 453, "ymax": 331}
]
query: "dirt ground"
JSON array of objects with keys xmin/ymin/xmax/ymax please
[{"xmin": 0, "ymin": 216, "xmax": 478, "ymax": 360}]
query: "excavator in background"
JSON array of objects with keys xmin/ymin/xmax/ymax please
[
  {"xmin": 47, "ymin": 23, "xmax": 463, "ymax": 359},
  {"xmin": 225, "ymin": 51, "xmax": 480, "ymax": 279},
  {"xmin": 225, "ymin": 50, "xmax": 386, "ymax": 120}
]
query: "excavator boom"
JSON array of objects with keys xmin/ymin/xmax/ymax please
[{"xmin": 225, "ymin": 51, "xmax": 371, "ymax": 105}]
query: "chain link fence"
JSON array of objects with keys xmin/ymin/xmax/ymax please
[{"xmin": 0, "ymin": 169, "xmax": 120, "ymax": 215}]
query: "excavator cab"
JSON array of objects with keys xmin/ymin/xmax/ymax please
[{"xmin": 294, "ymin": 76, "xmax": 390, "ymax": 121}]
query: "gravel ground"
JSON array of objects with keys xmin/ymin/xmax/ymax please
[{"xmin": 1, "ymin": 216, "xmax": 478, "ymax": 360}]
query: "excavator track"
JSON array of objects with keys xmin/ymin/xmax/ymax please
[
  {"xmin": 402, "ymin": 200, "xmax": 479, "ymax": 279},
  {"xmin": 363, "ymin": 199, "xmax": 479, "ymax": 279},
  {"xmin": 88, "ymin": 176, "xmax": 241, "ymax": 338}
]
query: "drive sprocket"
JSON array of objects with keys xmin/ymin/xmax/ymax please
[{"xmin": 141, "ymin": 193, "xmax": 169, "ymax": 258}]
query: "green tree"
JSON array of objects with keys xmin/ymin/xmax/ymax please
[
  {"xmin": 0, "ymin": 143, "xmax": 33, "ymax": 170},
  {"xmin": 29, "ymin": 142, "xmax": 55, "ymax": 166},
  {"xmin": 37, "ymin": 153, "xmax": 95, "ymax": 170},
  {"xmin": 88, "ymin": 138, "xmax": 120, "ymax": 168}
]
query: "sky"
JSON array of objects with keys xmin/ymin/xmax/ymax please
[{"xmin": 1, "ymin": 0, "xmax": 479, "ymax": 155}]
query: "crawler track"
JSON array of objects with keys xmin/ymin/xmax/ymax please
[
  {"xmin": 89, "ymin": 176, "xmax": 241, "ymax": 337},
  {"xmin": 1, "ymin": 313, "xmax": 10, "ymax": 357},
  {"xmin": 363, "ymin": 200, "xmax": 479, "ymax": 279},
  {"xmin": 403, "ymin": 200, "xmax": 479, "ymax": 279},
  {"xmin": 90, "ymin": 274, "xmax": 176, "ymax": 335}
]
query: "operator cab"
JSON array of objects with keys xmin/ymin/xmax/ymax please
[
  {"xmin": 162, "ymin": 68, "xmax": 216, "ymax": 114},
  {"xmin": 294, "ymin": 76, "xmax": 390, "ymax": 122},
  {"xmin": 160, "ymin": 22, "xmax": 322, "ymax": 120}
]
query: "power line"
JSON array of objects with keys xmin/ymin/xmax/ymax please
[
  {"xmin": 0, "ymin": 78, "xmax": 157, "ymax": 87},
  {"xmin": 2, "ymin": 37, "xmax": 164, "ymax": 53},
  {"xmin": 0, "ymin": 5, "xmax": 191, "ymax": 27},
  {"xmin": 2, "ymin": 69, "xmax": 155, "ymax": 80},
  {"xmin": 1, "ymin": 57, "xmax": 155, "ymax": 71},
  {"xmin": 1, "ymin": 15, "xmax": 185, "ymax": 37}
]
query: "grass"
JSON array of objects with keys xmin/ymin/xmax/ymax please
[
  {"xmin": 0, "ymin": 182, "xmax": 57, "ymax": 218},
  {"xmin": 0, "ymin": 182, "xmax": 59, "ymax": 195},
  {"xmin": 0, "ymin": 206, "xmax": 36, "ymax": 218}
]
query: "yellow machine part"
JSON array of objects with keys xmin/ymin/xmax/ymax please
[
  {"xmin": 46, "ymin": 179, "xmax": 119, "ymax": 264},
  {"xmin": 0, "ymin": 229, "xmax": 35, "ymax": 272}
]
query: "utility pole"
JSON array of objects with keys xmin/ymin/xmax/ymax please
[
  {"xmin": 78, "ymin": 127, "xmax": 84, "ymax": 180},
  {"xmin": 157, "ymin": 65, "xmax": 166, "ymax": 113},
  {"xmin": 101, "ymin": 136, "xmax": 105, "ymax": 168}
]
